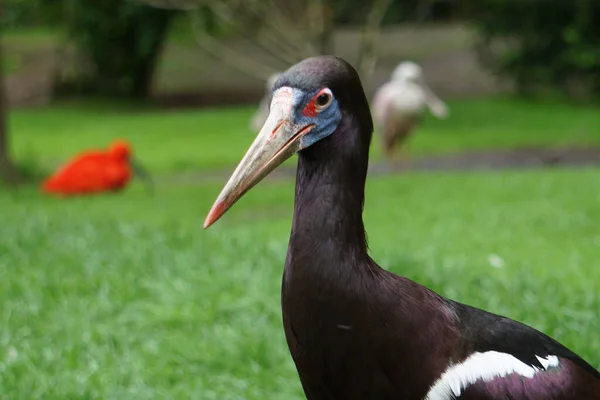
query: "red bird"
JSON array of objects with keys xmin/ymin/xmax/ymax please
[{"xmin": 42, "ymin": 139, "xmax": 153, "ymax": 196}]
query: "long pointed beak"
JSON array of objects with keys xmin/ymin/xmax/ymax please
[
  {"xmin": 418, "ymin": 79, "xmax": 449, "ymax": 119},
  {"xmin": 130, "ymin": 157, "xmax": 154, "ymax": 195},
  {"xmin": 204, "ymin": 91, "xmax": 313, "ymax": 229}
]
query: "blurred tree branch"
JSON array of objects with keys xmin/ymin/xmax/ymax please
[
  {"xmin": 139, "ymin": 0, "xmax": 393, "ymax": 84},
  {"xmin": 308, "ymin": 0, "xmax": 333, "ymax": 55},
  {"xmin": 189, "ymin": 11, "xmax": 281, "ymax": 80},
  {"xmin": 357, "ymin": 0, "xmax": 394, "ymax": 86}
]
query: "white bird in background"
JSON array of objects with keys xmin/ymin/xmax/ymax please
[
  {"xmin": 249, "ymin": 72, "xmax": 282, "ymax": 133},
  {"xmin": 372, "ymin": 61, "xmax": 449, "ymax": 164}
]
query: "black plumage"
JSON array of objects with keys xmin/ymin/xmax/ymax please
[{"xmin": 205, "ymin": 56, "xmax": 600, "ymax": 399}]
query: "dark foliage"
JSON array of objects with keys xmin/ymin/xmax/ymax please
[
  {"xmin": 466, "ymin": 0, "xmax": 600, "ymax": 101},
  {"xmin": 60, "ymin": 0, "xmax": 177, "ymax": 98},
  {"xmin": 1, "ymin": 0, "xmax": 62, "ymax": 28}
]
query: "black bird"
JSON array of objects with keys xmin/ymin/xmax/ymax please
[{"xmin": 204, "ymin": 56, "xmax": 600, "ymax": 400}]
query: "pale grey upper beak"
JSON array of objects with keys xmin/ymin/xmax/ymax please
[{"xmin": 204, "ymin": 88, "xmax": 313, "ymax": 228}]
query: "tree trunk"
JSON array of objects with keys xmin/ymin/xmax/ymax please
[
  {"xmin": 128, "ymin": 9, "xmax": 174, "ymax": 98},
  {"xmin": 66, "ymin": 2, "xmax": 177, "ymax": 98},
  {"xmin": 0, "ymin": 19, "xmax": 23, "ymax": 186}
]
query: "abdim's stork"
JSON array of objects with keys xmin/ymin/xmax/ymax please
[
  {"xmin": 204, "ymin": 56, "xmax": 600, "ymax": 399},
  {"xmin": 249, "ymin": 72, "xmax": 282, "ymax": 132},
  {"xmin": 373, "ymin": 61, "xmax": 449, "ymax": 162}
]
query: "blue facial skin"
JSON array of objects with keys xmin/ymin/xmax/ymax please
[{"xmin": 286, "ymin": 88, "xmax": 343, "ymax": 151}]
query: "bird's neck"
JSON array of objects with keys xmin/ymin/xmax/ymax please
[{"xmin": 286, "ymin": 138, "xmax": 371, "ymax": 281}]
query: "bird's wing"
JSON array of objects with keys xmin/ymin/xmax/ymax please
[
  {"xmin": 455, "ymin": 302, "xmax": 599, "ymax": 378},
  {"xmin": 372, "ymin": 83, "xmax": 397, "ymax": 128},
  {"xmin": 420, "ymin": 84, "xmax": 449, "ymax": 119},
  {"xmin": 43, "ymin": 152, "xmax": 102, "ymax": 186},
  {"xmin": 424, "ymin": 302, "xmax": 600, "ymax": 399},
  {"xmin": 43, "ymin": 152, "xmax": 119, "ymax": 193}
]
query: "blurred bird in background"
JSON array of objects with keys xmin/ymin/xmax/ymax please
[
  {"xmin": 249, "ymin": 72, "xmax": 282, "ymax": 133},
  {"xmin": 372, "ymin": 61, "xmax": 449, "ymax": 165},
  {"xmin": 41, "ymin": 139, "xmax": 154, "ymax": 196}
]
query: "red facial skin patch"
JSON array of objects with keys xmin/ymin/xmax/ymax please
[{"xmin": 302, "ymin": 89, "xmax": 329, "ymax": 117}]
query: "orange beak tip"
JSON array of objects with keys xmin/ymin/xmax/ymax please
[
  {"xmin": 203, "ymin": 200, "xmax": 226, "ymax": 229},
  {"xmin": 203, "ymin": 218, "xmax": 214, "ymax": 230}
]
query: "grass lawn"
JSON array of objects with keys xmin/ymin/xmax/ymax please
[
  {"xmin": 1, "ymin": 166, "xmax": 600, "ymax": 398},
  {"xmin": 9, "ymin": 96, "xmax": 600, "ymax": 176}
]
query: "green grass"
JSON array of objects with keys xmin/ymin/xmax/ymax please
[
  {"xmin": 10, "ymin": 96, "xmax": 600, "ymax": 176},
  {"xmin": 1, "ymin": 167, "xmax": 600, "ymax": 398},
  {"xmin": 10, "ymin": 103, "xmax": 258, "ymax": 174}
]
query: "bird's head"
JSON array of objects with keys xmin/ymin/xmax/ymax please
[
  {"xmin": 204, "ymin": 56, "xmax": 372, "ymax": 228},
  {"xmin": 108, "ymin": 140, "xmax": 132, "ymax": 161},
  {"xmin": 391, "ymin": 61, "xmax": 423, "ymax": 83},
  {"xmin": 108, "ymin": 139, "xmax": 155, "ymax": 195},
  {"xmin": 389, "ymin": 61, "xmax": 449, "ymax": 119}
]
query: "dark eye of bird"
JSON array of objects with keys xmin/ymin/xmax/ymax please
[{"xmin": 315, "ymin": 93, "xmax": 331, "ymax": 108}]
